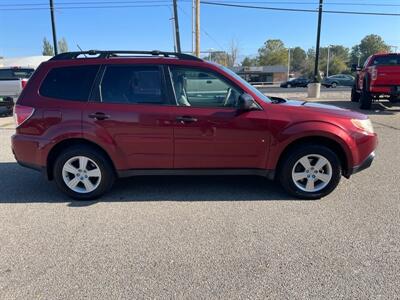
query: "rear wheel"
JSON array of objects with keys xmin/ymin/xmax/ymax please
[
  {"xmin": 53, "ymin": 146, "xmax": 115, "ymax": 200},
  {"xmin": 287, "ymin": 83, "xmax": 292, "ymax": 88},
  {"xmin": 360, "ymin": 80, "xmax": 372, "ymax": 110},
  {"xmin": 278, "ymin": 145, "xmax": 341, "ymax": 199},
  {"xmin": 389, "ymin": 96, "xmax": 399, "ymax": 103},
  {"xmin": 351, "ymin": 86, "xmax": 360, "ymax": 102}
]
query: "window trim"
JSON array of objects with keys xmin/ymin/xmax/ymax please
[
  {"xmin": 91, "ymin": 64, "xmax": 173, "ymax": 106},
  {"xmin": 166, "ymin": 65, "xmax": 244, "ymax": 109}
]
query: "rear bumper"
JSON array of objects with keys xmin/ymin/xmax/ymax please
[
  {"xmin": 349, "ymin": 151, "xmax": 375, "ymax": 176},
  {"xmin": 370, "ymin": 85, "xmax": 400, "ymax": 95}
]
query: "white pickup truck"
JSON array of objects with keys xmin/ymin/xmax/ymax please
[{"xmin": 0, "ymin": 67, "xmax": 34, "ymax": 115}]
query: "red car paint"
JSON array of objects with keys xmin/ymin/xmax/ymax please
[{"xmin": 12, "ymin": 55, "xmax": 377, "ymax": 183}]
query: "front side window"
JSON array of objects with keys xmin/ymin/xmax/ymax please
[
  {"xmin": 100, "ymin": 65, "xmax": 166, "ymax": 104},
  {"xmin": 170, "ymin": 67, "xmax": 241, "ymax": 108},
  {"xmin": 40, "ymin": 65, "xmax": 99, "ymax": 101}
]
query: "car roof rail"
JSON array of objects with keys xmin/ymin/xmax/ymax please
[{"xmin": 50, "ymin": 50, "xmax": 203, "ymax": 61}]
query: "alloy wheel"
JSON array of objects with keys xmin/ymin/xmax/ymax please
[
  {"xmin": 62, "ymin": 156, "xmax": 102, "ymax": 193},
  {"xmin": 291, "ymin": 154, "xmax": 332, "ymax": 193}
]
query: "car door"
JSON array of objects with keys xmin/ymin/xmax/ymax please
[
  {"xmin": 167, "ymin": 65, "xmax": 270, "ymax": 169},
  {"xmin": 82, "ymin": 64, "xmax": 174, "ymax": 170}
]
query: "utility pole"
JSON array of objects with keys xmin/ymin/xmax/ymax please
[
  {"xmin": 313, "ymin": 0, "xmax": 323, "ymax": 82},
  {"xmin": 49, "ymin": 0, "xmax": 58, "ymax": 55},
  {"xmin": 192, "ymin": 0, "xmax": 195, "ymax": 54},
  {"xmin": 172, "ymin": 0, "xmax": 181, "ymax": 53},
  {"xmin": 287, "ymin": 47, "xmax": 291, "ymax": 80},
  {"xmin": 195, "ymin": 0, "xmax": 200, "ymax": 57}
]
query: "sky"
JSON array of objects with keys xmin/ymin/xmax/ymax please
[{"xmin": 0, "ymin": 0, "xmax": 399, "ymax": 59}]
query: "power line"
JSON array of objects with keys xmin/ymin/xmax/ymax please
[
  {"xmin": 0, "ymin": 4, "xmax": 171, "ymax": 11},
  {"xmin": 200, "ymin": 1, "xmax": 400, "ymax": 17}
]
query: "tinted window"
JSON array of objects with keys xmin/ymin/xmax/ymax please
[
  {"xmin": 100, "ymin": 65, "xmax": 165, "ymax": 104},
  {"xmin": 40, "ymin": 65, "xmax": 99, "ymax": 101},
  {"xmin": 170, "ymin": 67, "xmax": 241, "ymax": 108},
  {"xmin": 12, "ymin": 68, "xmax": 34, "ymax": 79},
  {"xmin": 372, "ymin": 55, "xmax": 400, "ymax": 66},
  {"xmin": 0, "ymin": 69, "xmax": 14, "ymax": 79}
]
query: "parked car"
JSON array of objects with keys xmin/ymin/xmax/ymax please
[
  {"xmin": 280, "ymin": 77, "xmax": 310, "ymax": 88},
  {"xmin": 351, "ymin": 53, "xmax": 400, "ymax": 109},
  {"xmin": 321, "ymin": 74, "xmax": 354, "ymax": 88},
  {"xmin": 0, "ymin": 67, "xmax": 34, "ymax": 115},
  {"xmin": 12, "ymin": 50, "xmax": 377, "ymax": 200}
]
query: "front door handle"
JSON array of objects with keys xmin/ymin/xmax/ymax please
[
  {"xmin": 176, "ymin": 116, "xmax": 198, "ymax": 123},
  {"xmin": 88, "ymin": 112, "xmax": 110, "ymax": 120}
]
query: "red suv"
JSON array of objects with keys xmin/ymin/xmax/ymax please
[{"xmin": 12, "ymin": 50, "xmax": 377, "ymax": 200}]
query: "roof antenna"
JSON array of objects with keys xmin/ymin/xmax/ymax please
[{"xmin": 76, "ymin": 44, "xmax": 87, "ymax": 57}]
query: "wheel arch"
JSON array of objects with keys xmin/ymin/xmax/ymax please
[
  {"xmin": 275, "ymin": 135, "xmax": 351, "ymax": 178},
  {"xmin": 46, "ymin": 138, "xmax": 116, "ymax": 180}
]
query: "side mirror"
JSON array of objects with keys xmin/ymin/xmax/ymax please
[
  {"xmin": 351, "ymin": 64, "xmax": 361, "ymax": 72},
  {"xmin": 238, "ymin": 93, "xmax": 258, "ymax": 112}
]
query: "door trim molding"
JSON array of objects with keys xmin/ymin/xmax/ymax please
[{"xmin": 117, "ymin": 168, "xmax": 275, "ymax": 180}]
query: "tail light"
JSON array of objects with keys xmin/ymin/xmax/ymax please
[
  {"xmin": 369, "ymin": 66, "xmax": 377, "ymax": 80},
  {"xmin": 14, "ymin": 105, "xmax": 35, "ymax": 128},
  {"xmin": 21, "ymin": 79, "xmax": 28, "ymax": 89}
]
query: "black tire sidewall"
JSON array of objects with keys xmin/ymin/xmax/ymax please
[
  {"xmin": 360, "ymin": 79, "xmax": 372, "ymax": 109},
  {"xmin": 279, "ymin": 145, "xmax": 342, "ymax": 200},
  {"xmin": 53, "ymin": 146, "xmax": 115, "ymax": 200},
  {"xmin": 351, "ymin": 86, "xmax": 360, "ymax": 102}
]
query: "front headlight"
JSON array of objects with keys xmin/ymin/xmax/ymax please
[{"xmin": 351, "ymin": 119, "xmax": 374, "ymax": 134}]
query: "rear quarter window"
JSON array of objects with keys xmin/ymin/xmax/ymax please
[{"xmin": 39, "ymin": 65, "xmax": 99, "ymax": 101}]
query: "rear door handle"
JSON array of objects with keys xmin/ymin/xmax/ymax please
[
  {"xmin": 88, "ymin": 112, "xmax": 110, "ymax": 120},
  {"xmin": 176, "ymin": 116, "xmax": 198, "ymax": 123}
]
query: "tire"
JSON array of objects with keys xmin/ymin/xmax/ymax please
[
  {"xmin": 331, "ymin": 82, "xmax": 338, "ymax": 88},
  {"xmin": 359, "ymin": 80, "xmax": 372, "ymax": 110},
  {"xmin": 287, "ymin": 84, "xmax": 292, "ymax": 88},
  {"xmin": 53, "ymin": 145, "xmax": 115, "ymax": 200},
  {"xmin": 278, "ymin": 145, "xmax": 342, "ymax": 200},
  {"xmin": 351, "ymin": 86, "xmax": 360, "ymax": 102}
]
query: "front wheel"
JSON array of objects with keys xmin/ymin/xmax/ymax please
[
  {"xmin": 53, "ymin": 146, "xmax": 115, "ymax": 200},
  {"xmin": 331, "ymin": 82, "xmax": 338, "ymax": 88},
  {"xmin": 278, "ymin": 145, "xmax": 341, "ymax": 199}
]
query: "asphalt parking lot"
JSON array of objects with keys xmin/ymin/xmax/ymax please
[{"xmin": 0, "ymin": 91, "xmax": 399, "ymax": 299}]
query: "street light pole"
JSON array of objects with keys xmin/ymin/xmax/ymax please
[
  {"xmin": 326, "ymin": 46, "xmax": 330, "ymax": 77},
  {"xmin": 287, "ymin": 47, "xmax": 291, "ymax": 80},
  {"xmin": 49, "ymin": 0, "xmax": 58, "ymax": 55},
  {"xmin": 313, "ymin": 0, "xmax": 323, "ymax": 82}
]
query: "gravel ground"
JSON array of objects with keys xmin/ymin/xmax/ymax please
[{"xmin": 0, "ymin": 96, "xmax": 399, "ymax": 299}]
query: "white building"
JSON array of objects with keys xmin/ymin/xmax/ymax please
[{"xmin": 0, "ymin": 56, "xmax": 52, "ymax": 68}]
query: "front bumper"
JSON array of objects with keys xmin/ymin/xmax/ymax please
[{"xmin": 349, "ymin": 151, "xmax": 375, "ymax": 176}]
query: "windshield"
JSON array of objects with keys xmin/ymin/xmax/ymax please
[{"xmin": 220, "ymin": 66, "xmax": 271, "ymax": 103}]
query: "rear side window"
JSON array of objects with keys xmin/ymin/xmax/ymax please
[
  {"xmin": 99, "ymin": 65, "xmax": 166, "ymax": 104},
  {"xmin": 40, "ymin": 65, "xmax": 99, "ymax": 101}
]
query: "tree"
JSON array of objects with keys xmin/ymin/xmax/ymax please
[
  {"xmin": 42, "ymin": 38, "xmax": 54, "ymax": 56},
  {"xmin": 351, "ymin": 34, "xmax": 390, "ymax": 65},
  {"xmin": 241, "ymin": 56, "xmax": 257, "ymax": 67},
  {"xmin": 291, "ymin": 47, "xmax": 306, "ymax": 72},
  {"xmin": 257, "ymin": 39, "xmax": 288, "ymax": 66},
  {"xmin": 227, "ymin": 39, "xmax": 239, "ymax": 67},
  {"xmin": 58, "ymin": 37, "xmax": 69, "ymax": 53}
]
